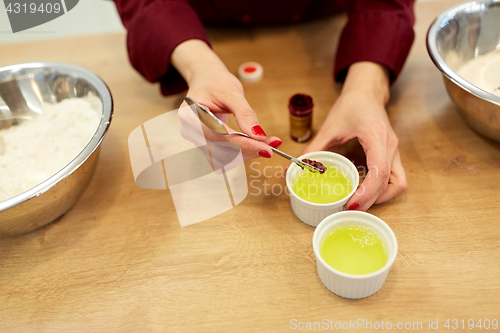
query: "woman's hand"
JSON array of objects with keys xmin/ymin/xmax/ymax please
[
  {"xmin": 171, "ymin": 40, "xmax": 282, "ymax": 160},
  {"xmin": 303, "ymin": 62, "xmax": 407, "ymax": 211}
]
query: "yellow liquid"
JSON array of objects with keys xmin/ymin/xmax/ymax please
[
  {"xmin": 292, "ymin": 166, "xmax": 352, "ymax": 204},
  {"xmin": 320, "ymin": 226, "xmax": 388, "ymax": 275}
]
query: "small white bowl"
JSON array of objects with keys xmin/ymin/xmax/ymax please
[
  {"xmin": 313, "ymin": 211, "xmax": 398, "ymax": 299},
  {"xmin": 286, "ymin": 151, "xmax": 359, "ymax": 227}
]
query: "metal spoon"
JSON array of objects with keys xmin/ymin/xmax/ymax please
[{"xmin": 184, "ymin": 97, "xmax": 322, "ymax": 173}]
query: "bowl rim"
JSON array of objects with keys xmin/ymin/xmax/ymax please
[
  {"xmin": 285, "ymin": 151, "xmax": 359, "ymax": 207},
  {"xmin": 426, "ymin": 0, "xmax": 500, "ymax": 107},
  {"xmin": 0, "ymin": 62, "xmax": 113, "ymax": 212},
  {"xmin": 312, "ymin": 210, "xmax": 398, "ymax": 280}
]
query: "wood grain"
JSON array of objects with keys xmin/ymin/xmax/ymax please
[{"xmin": 1, "ymin": 0, "xmax": 499, "ymax": 331}]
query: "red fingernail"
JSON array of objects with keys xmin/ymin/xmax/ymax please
[
  {"xmin": 258, "ymin": 150, "xmax": 271, "ymax": 158},
  {"xmin": 348, "ymin": 203, "xmax": 360, "ymax": 210},
  {"xmin": 251, "ymin": 125, "xmax": 266, "ymax": 136},
  {"xmin": 269, "ymin": 139, "xmax": 282, "ymax": 148}
]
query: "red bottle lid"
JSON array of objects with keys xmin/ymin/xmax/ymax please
[
  {"xmin": 238, "ymin": 62, "xmax": 263, "ymax": 82},
  {"xmin": 288, "ymin": 94, "xmax": 314, "ymax": 117}
]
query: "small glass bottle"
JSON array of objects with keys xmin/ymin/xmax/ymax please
[{"xmin": 289, "ymin": 93, "xmax": 313, "ymax": 142}]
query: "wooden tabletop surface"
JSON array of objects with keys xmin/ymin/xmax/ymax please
[{"xmin": 1, "ymin": 0, "xmax": 500, "ymax": 331}]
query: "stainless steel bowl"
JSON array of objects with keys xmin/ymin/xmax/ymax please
[
  {"xmin": 427, "ymin": 0, "xmax": 500, "ymax": 141},
  {"xmin": 0, "ymin": 62, "xmax": 112, "ymax": 237}
]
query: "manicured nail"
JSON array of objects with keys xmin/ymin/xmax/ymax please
[
  {"xmin": 258, "ymin": 150, "xmax": 271, "ymax": 158},
  {"xmin": 269, "ymin": 139, "xmax": 282, "ymax": 148},
  {"xmin": 251, "ymin": 125, "xmax": 266, "ymax": 136},
  {"xmin": 348, "ymin": 203, "xmax": 360, "ymax": 210}
]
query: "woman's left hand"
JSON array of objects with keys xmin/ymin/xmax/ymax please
[{"xmin": 302, "ymin": 62, "xmax": 407, "ymax": 211}]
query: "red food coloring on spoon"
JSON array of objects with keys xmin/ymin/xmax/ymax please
[{"xmin": 302, "ymin": 159, "xmax": 327, "ymax": 174}]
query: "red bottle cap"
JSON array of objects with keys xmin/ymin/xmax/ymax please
[
  {"xmin": 289, "ymin": 93, "xmax": 314, "ymax": 116},
  {"xmin": 238, "ymin": 62, "xmax": 263, "ymax": 82}
]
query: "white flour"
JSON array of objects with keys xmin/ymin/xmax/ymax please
[
  {"xmin": 456, "ymin": 49, "xmax": 500, "ymax": 97},
  {"xmin": 0, "ymin": 98, "xmax": 100, "ymax": 202}
]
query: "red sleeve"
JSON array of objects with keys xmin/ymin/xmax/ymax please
[
  {"xmin": 113, "ymin": 0, "xmax": 210, "ymax": 95},
  {"xmin": 334, "ymin": 0, "xmax": 415, "ymax": 84}
]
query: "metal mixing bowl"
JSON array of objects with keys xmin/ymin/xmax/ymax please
[
  {"xmin": 427, "ymin": 0, "xmax": 500, "ymax": 141},
  {"xmin": 0, "ymin": 62, "xmax": 112, "ymax": 237}
]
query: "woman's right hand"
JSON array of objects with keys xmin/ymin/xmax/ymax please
[{"xmin": 172, "ymin": 39, "xmax": 282, "ymax": 160}]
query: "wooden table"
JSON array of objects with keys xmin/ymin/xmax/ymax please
[{"xmin": 1, "ymin": 0, "xmax": 499, "ymax": 331}]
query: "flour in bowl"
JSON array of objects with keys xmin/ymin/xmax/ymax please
[
  {"xmin": 0, "ymin": 98, "xmax": 100, "ymax": 202},
  {"xmin": 456, "ymin": 49, "xmax": 500, "ymax": 97}
]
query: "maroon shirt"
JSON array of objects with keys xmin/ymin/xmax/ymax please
[{"xmin": 113, "ymin": 0, "xmax": 415, "ymax": 96}]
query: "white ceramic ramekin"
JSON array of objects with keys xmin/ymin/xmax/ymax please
[
  {"xmin": 313, "ymin": 211, "xmax": 398, "ymax": 299},
  {"xmin": 286, "ymin": 151, "xmax": 359, "ymax": 227}
]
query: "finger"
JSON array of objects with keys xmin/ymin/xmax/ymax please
[
  {"xmin": 346, "ymin": 135, "xmax": 393, "ymax": 211},
  {"xmin": 202, "ymin": 119, "xmax": 275, "ymax": 159},
  {"xmin": 209, "ymin": 121, "xmax": 279, "ymax": 159},
  {"xmin": 374, "ymin": 150, "xmax": 407, "ymax": 204},
  {"xmin": 301, "ymin": 125, "xmax": 351, "ymax": 155},
  {"xmin": 222, "ymin": 93, "xmax": 268, "ymax": 142},
  {"xmin": 220, "ymin": 132, "xmax": 274, "ymax": 160},
  {"xmin": 231, "ymin": 135, "xmax": 280, "ymax": 160},
  {"xmin": 265, "ymin": 136, "xmax": 283, "ymax": 149},
  {"xmin": 180, "ymin": 99, "xmax": 275, "ymax": 159}
]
